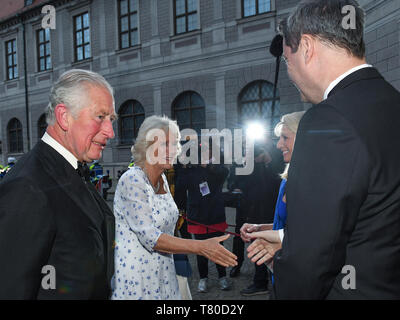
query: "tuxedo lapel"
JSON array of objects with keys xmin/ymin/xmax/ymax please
[
  {"xmin": 36, "ymin": 142, "xmax": 104, "ymax": 232},
  {"xmin": 328, "ymin": 67, "xmax": 383, "ymax": 98}
]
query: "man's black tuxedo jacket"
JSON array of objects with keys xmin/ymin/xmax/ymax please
[
  {"xmin": 273, "ymin": 68, "xmax": 400, "ymax": 299},
  {"xmin": 0, "ymin": 141, "xmax": 115, "ymax": 299}
]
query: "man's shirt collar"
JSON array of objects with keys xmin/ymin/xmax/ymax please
[
  {"xmin": 323, "ymin": 64, "xmax": 373, "ymax": 100},
  {"xmin": 42, "ymin": 132, "xmax": 79, "ymax": 169}
]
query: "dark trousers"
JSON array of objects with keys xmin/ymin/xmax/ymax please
[
  {"xmin": 232, "ymin": 237, "xmax": 245, "ymax": 267},
  {"xmin": 232, "ymin": 207, "xmax": 269, "ymax": 288},
  {"xmin": 178, "ymin": 220, "xmax": 192, "ymax": 240},
  {"xmin": 193, "ymin": 232, "xmax": 226, "ymax": 279},
  {"xmin": 232, "ymin": 209, "xmax": 246, "ymax": 267},
  {"xmin": 253, "ymin": 263, "xmax": 269, "ymax": 289},
  {"xmin": 232, "ymin": 235, "xmax": 269, "ymax": 288}
]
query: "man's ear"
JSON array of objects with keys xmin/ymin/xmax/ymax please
[
  {"xmin": 300, "ymin": 34, "xmax": 315, "ymax": 65},
  {"xmin": 54, "ymin": 104, "xmax": 70, "ymax": 131}
]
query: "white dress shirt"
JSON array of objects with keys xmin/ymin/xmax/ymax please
[
  {"xmin": 41, "ymin": 132, "xmax": 78, "ymax": 169},
  {"xmin": 323, "ymin": 64, "xmax": 372, "ymax": 100}
]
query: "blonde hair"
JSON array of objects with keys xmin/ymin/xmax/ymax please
[
  {"xmin": 274, "ymin": 111, "xmax": 306, "ymax": 179},
  {"xmin": 132, "ymin": 115, "xmax": 182, "ymax": 166}
]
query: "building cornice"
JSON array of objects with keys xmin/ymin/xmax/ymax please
[{"xmin": 0, "ymin": 0, "xmax": 75, "ymax": 31}]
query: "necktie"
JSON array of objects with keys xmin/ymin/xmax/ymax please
[{"xmin": 76, "ymin": 162, "xmax": 91, "ymax": 182}]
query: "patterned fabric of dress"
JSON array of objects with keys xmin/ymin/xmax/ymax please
[{"xmin": 111, "ymin": 166, "xmax": 180, "ymax": 300}]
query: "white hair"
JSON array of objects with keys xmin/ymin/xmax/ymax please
[
  {"xmin": 132, "ymin": 115, "xmax": 182, "ymax": 166},
  {"xmin": 46, "ymin": 69, "xmax": 114, "ymax": 125}
]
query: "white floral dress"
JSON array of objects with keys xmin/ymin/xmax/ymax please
[{"xmin": 111, "ymin": 166, "xmax": 180, "ymax": 300}]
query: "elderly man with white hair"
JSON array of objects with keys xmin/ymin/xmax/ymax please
[{"xmin": 0, "ymin": 69, "xmax": 117, "ymax": 299}]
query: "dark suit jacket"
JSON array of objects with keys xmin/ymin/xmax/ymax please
[
  {"xmin": 0, "ymin": 141, "xmax": 115, "ymax": 299},
  {"xmin": 273, "ymin": 68, "xmax": 400, "ymax": 299},
  {"xmin": 232, "ymin": 163, "xmax": 281, "ymax": 224},
  {"xmin": 175, "ymin": 164, "xmax": 229, "ymax": 226}
]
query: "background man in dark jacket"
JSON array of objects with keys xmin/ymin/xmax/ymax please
[{"xmin": 229, "ymin": 145, "xmax": 281, "ymax": 296}]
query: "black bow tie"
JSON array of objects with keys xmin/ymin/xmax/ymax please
[{"xmin": 76, "ymin": 162, "xmax": 91, "ymax": 182}]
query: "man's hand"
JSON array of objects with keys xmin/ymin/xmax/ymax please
[
  {"xmin": 199, "ymin": 234, "xmax": 238, "ymax": 267},
  {"xmin": 240, "ymin": 223, "xmax": 273, "ymax": 242},
  {"xmin": 247, "ymin": 231, "xmax": 282, "ymax": 265},
  {"xmin": 240, "ymin": 223, "xmax": 260, "ymax": 242}
]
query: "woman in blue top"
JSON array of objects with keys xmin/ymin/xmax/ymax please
[{"xmin": 240, "ymin": 111, "xmax": 305, "ymax": 266}]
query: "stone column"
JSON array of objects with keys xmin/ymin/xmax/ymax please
[
  {"xmin": 153, "ymin": 83, "xmax": 162, "ymax": 116},
  {"xmin": 215, "ymin": 73, "xmax": 226, "ymax": 130}
]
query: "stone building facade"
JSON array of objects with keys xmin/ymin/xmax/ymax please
[{"xmin": 0, "ymin": 0, "xmax": 399, "ymax": 176}]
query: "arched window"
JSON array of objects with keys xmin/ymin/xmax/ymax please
[
  {"xmin": 38, "ymin": 114, "xmax": 47, "ymax": 139},
  {"xmin": 119, "ymin": 100, "xmax": 145, "ymax": 145},
  {"xmin": 238, "ymin": 80, "xmax": 280, "ymax": 129},
  {"xmin": 172, "ymin": 91, "xmax": 205, "ymax": 133},
  {"xmin": 7, "ymin": 118, "xmax": 23, "ymax": 153}
]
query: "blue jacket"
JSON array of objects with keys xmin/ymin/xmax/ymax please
[{"xmin": 273, "ymin": 179, "xmax": 287, "ymax": 230}]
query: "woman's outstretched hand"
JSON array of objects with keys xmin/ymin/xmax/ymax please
[{"xmin": 198, "ymin": 234, "xmax": 238, "ymax": 267}]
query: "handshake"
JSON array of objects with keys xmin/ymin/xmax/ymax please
[{"xmin": 240, "ymin": 224, "xmax": 282, "ymax": 269}]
